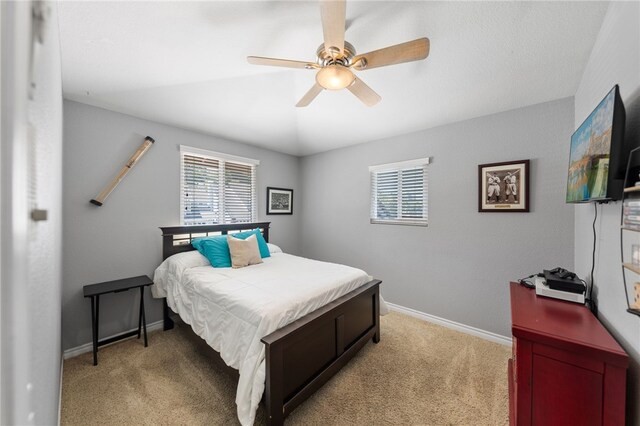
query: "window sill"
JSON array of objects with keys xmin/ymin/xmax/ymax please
[{"xmin": 370, "ymin": 219, "xmax": 428, "ymax": 227}]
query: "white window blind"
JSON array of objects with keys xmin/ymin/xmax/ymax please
[
  {"xmin": 180, "ymin": 146, "xmax": 258, "ymax": 225},
  {"xmin": 369, "ymin": 158, "xmax": 429, "ymax": 226}
]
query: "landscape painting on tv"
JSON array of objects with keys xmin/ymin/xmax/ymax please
[{"xmin": 566, "ymin": 88, "xmax": 615, "ymax": 202}]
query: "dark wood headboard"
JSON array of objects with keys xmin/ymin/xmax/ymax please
[{"xmin": 160, "ymin": 222, "xmax": 270, "ymax": 260}]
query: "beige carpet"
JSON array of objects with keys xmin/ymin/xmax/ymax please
[{"xmin": 61, "ymin": 312, "xmax": 510, "ymax": 425}]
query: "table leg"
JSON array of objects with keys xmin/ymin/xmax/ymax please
[
  {"xmin": 140, "ymin": 286, "xmax": 148, "ymax": 347},
  {"xmin": 95, "ymin": 295, "xmax": 101, "ymax": 365},
  {"xmin": 91, "ymin": 296, "xmax": 97, "ymax": 366},
  {"xmin": 137, "ymin": 289, "xmax": 143, "ymax": 339},
  {"xmin": 96, "ymin": 294, "xmax": 100, "ymax": 340}
]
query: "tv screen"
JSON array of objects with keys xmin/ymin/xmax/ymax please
[{"xmin": 566, "ymin": 85, "xmax": 625, "ymax": 203}]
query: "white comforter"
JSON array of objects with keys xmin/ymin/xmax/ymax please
[{"xmin": 152, "ymin": 251, "xmax": 386, "ymax": 426}]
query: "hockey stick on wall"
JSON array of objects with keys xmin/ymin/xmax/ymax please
[{"xmin": 90, "ymin": 136, "xmax": 155, "ymax": 206}]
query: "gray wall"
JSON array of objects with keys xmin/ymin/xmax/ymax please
[
  {"xmin": 62, "ymin": 100, "xmax": 301, "ymax": 350},
  {"xmin": 573, "ymin": 2, "xmax": 640, "ymax": 424},
  {"xmin": 299, "ymin": 98, "xmax": 575, "ymax": 338}
]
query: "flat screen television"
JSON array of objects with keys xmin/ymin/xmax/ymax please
[{"xmin": 566, "ymin": 85, "xmax": 627, "ymax": 203}]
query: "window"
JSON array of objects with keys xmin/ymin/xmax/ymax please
[
  {"xmin": 369, "ymin": 157, "xmax": 429, "ymax": 226},
  {"xmin": 180, "ymin": 146, "xmax": 259, "ymax": 225}
]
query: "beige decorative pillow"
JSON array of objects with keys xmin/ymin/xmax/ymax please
[{"xmin": 227, "ymin": 234, "xmax": 263, "ymax": 269}]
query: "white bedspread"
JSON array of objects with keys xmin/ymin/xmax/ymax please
[{"xmin": 152, "ymin": 251, "xmax": 386, "ymax": 426}]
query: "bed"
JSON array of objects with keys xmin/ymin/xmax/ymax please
[{"xmin": 153, "ymin": 222, "xmax": 383, "ymax": 426}]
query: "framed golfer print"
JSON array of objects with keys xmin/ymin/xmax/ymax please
[
  {"xmin": 478, "ymin": 160, "xmax": 529, "ymax": 212},
  {"xmin": 267, "ymin": 187, "xmax": 293, "ymax": 215}
]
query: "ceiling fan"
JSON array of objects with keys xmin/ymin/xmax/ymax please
[{"xmin": 247, "ymin": 0, "xmax": 430, "ymax": 107}]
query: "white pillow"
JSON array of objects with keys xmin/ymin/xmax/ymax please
[
  {"xmin": 266, "ymin": 243, "xmax": 283, "ymax": 254},
  {"xmin": 152, "ymin": 250, "xmax": 210, "ymax": 298},
  {"xmin": 156, "ymin": 250, "xmax": 210, "ymax": 275}
]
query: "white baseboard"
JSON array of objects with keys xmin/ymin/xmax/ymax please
[
  {"xmin": 386, "ymin": 302, "xmax": 512, "ymax": 346},
  {"xmin": 63, "ymin": 320, "xmax": 164, "ymax": 360}
]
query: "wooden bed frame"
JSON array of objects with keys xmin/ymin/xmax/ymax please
[{"xmin": 159, "ymin": 222, "xmax": 381, "ymax": 425}]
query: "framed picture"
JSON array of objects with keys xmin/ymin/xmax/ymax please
[
  {"xmin": 633, "ymin": 245, "xmax": 640, "ymax": 267},
  {"xmin": 478, "ymin": 159, "xmax": 530, "ymax": 212},
  {"xmin": 267, "ymin": 187, "xmax": 293, "ymax": 215}
]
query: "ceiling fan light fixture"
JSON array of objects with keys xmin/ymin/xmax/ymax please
[{"xmin": 315, "ymin": 64, "xmax": 355, "ymax": 90}]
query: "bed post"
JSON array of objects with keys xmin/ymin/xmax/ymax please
[
  {"xmin": 373, "ymin": 286, "xmax": 380, "ymax": 343},
  {"xmin": 264, "ymin": 340, "xmax": 284, "ymax": 426},
  {"xmin": 163, "ymin": 299, "xmax": 174, "ymax": 330}
]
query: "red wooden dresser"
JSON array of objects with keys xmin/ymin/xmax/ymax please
[{"xmin": 509, "ymin": 282, "xmax": 629, "ymax": 426}]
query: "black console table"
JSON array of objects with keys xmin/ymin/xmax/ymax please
[{"xmin": 83, "ymin": 275, "xmax": 153, "ymax": 365}]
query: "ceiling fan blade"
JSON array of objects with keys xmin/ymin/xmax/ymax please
[
  {"xmin": 347, "ymin": 77, "xmax": 381, "ymax": 107},
  {"xmin": 320, "ymin": 0, "xmax": 346, "ymax": 57},
  {"xmin": 296, "ymin": 83, "xmax": 324, "ymax": 107},
  {"xmin": 351, "ymin": 38, "xmax": 430, "ymax": 71},
  {"xmin": 247, "ymin": 56, "xmax": 318, "ymax": 69}
]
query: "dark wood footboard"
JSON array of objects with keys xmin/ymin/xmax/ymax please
[{"xmin": 262, "ymin": 279, "xmax": 381, "ymax": 425}]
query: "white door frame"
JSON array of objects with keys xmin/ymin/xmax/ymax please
[{"xmin": 1, "ymin": 2, "xmax": 34, "ymax": 424}]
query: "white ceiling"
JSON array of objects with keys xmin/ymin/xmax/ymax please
[{"xmin": 58, "ymin": 1, "xmax": 609, "ymax": 156}]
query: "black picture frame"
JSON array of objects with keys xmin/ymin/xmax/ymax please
[
  {"xmin": 478, "ymin": 159, "xmax": 530, "ymax": 212},
  {"xmin": 267, "ymin": 187, "xmax": 293, "ymax": 215}
]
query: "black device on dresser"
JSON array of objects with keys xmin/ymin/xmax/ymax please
[
  {"xmin": 83, "ymin": 275, "xmax": 153, "ymax": 365},
  {"xmin": 543, "ymin": 267, "xmax": 586, "ymax": 294}
]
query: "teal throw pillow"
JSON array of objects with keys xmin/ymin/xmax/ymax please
[
  {"xmin": 192, "ymin": 228, "xmax": 270, "ymax": 268},
  {"xmin": 192, "ymin": 235, "xmax": 231, "ymax": 268}
]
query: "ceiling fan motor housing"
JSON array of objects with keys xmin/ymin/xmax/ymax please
[{"xmin": 316, "ymin": 41, "xmax": 356, "ymax": 66}]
